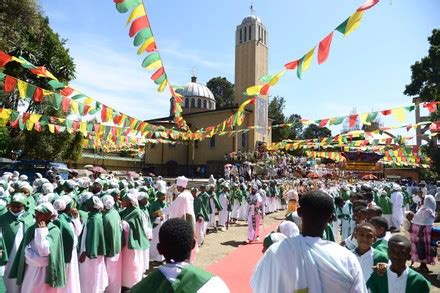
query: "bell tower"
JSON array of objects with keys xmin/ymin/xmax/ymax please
[{"xmin": 234, "ymin": 9, "xmax": 270, "ymax": 149}]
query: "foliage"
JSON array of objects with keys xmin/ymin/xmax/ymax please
[
  {"xmin": 404, "ymin": 29, "xmax": 440, "ymax": 179},
  {"xmin": 302, "ymin": 124, "xmax": 331, "ymax": 139},
  {"xmin": 268, "ymin": 96, "xmax": 303, "ymax": 142},
  {"xmin": 0, "ymin": 0, "xmax": 82, "ymax": 161},
  {"xmin": 206, "ymin": 77, "xmax": 234, "ymax": 109}
]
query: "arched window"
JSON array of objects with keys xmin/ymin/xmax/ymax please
[
  {"xmin": 239, "ymin": 29, "xmax": 242, "ymax": 43},
  {"xmin": 203, "ymin": 100, "xmax": 207, "ymax": 109},
  {"xmin": 249, "ymin": 26, "xmax": 252, "ymax": 40},
  {"xmin": 191, "ymin": 98, "xmax": 195, "ymax": 108},
  {"xmin": 197, "ymin": 99, "xmax": 202, "ymax": 108},
  {"xmin": 244, "ymin": 27, "xmax": 247, "ymax": 42},
  {"xmin": 184, "ymin": 98, "xmax": 189, "ymax": 108}
]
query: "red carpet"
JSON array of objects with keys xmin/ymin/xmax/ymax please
[{"xmin": 206, "ymin": 221, "xmax": 280, "ymax": 293}]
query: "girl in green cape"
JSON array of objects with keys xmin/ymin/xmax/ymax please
[
  {"xmin": 53, "ymin": 195, "xmax": 83, "ymax": 293},
  {"xmin": 9, "ymin": 202, "xmax": 66, "ymax": 292},
  {"xmin": 120, "ymin": 192, "xmax": 150, "ymax": 289},
  {"xmin": 78, "ymin": 194, "xmax": 108, "ymax": 293}
]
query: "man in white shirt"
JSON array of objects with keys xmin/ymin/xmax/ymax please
[
  {"xmin": 250, "ymin": 190, "xmax": 367, "ymax": 293},
  {"xmin": 390, "ymin": 184, "xmax": 404, "ymax": 230}
]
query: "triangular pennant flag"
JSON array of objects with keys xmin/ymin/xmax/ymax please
[
  {"xmin": 52, "ymin": 94, "xmax": 63, "ymax": 110},
  {"xmin": 318, "ymin": 32, "xmax": 333, "ymax": 64},
  {"xmin": 357, "ymin": 0, "xmax": 380, "ymax": 11},
  {"xmin": 133, "ymin": 28, "xmax": 153, "ymax": 46},
  {"xmin": 0, "ymin": 51, "xmax": 12, "ymax": 67},
  {"xmin": 17, "ymin": 80, "xmax": 28, "ymax": 99},
  {"xmin": 392, "ymin": 108, "xmax": 406, "ymax": 123},
  {"xmin": 284, "ymin": 59, "xmax": 300, "ymax": 70},
  {"xmin": 4, "ymin": 76, "xmax": 17, "ymax": 93},
  {"xmin": 129, "ymin": 16, "xmax": 150, "ymax": 37},
  {"xmin": 126, "ymin": 3, "xmax": 146, "ymax": 25},
  {"xmin": 296, "ymin": 47, "xmax": 315, "ymax": 79},
  {"xmin": 348, "ymin": 115, "xmax": 358, "ymax": 128},
  {"xmin": 345, "ymin": 11, "xmax": 364, "ymax": 36}
]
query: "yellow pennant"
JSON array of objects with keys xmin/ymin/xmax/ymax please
[
  {"xmin": 126, "ymin": 3, "xmax": 146, "ymax": 25},
  {"xmin": 71, "ymin": 101, "xmax": 79, "ymax": 114},
  {"xmin": 48, "ymin": 124, "xmax": 55, "ymax": 134},
  {"xmin": 246, "ymin": 85, "xmax": 262, "ymax": 96},
  {"xmin": 29, "ymin": 114, "xmax": 42, "ymax": 123},
  {"xmin": 392, "ymin": 108, "xmax": 407, "ymax": 123},
  {"xmin": 26, "ymin": 120, "xmax": 34, "ymax": 131},
  {"xmin": 345, "ymin": 11, "xmax": 364, "ymax": 36},
  {"xmin": 157, "ymin": 79, "xmax": 168, "ymax": 92},
  {"xmin": 17, "ymin": 80, "xmax": 28, "ymax": 99},
  {"xmin": 137, "ymin": 37, "xmax": 155, "ymax": 55},
  {"xmin": 80, "ymin": 122, "xmax": 87, "ymax": 136},
  {"xmin": 268, "ymin": 70, "xmax": 286, "ymax": 86},
  {"xmin": 301, "ymin": 47, "xmax": 315, "ymax": 72},
  {"xmin": 146, "ymin": 60, "xmax": 162, "ymax": 70}
]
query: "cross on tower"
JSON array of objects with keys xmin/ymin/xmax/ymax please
[{"xmin": 249, "ymin": 2, "xmax": 255, "ymax": 15}]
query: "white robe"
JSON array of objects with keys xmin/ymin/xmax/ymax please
[
  {"xmin": 120, "ymin": 220, "xmax": 146, "ymax": 288},
  {"xmin": 64, "ymin": 218, "xmax": 82, "ymax": 293},
  {"xmin": 195, "ymin": 219, "xmax": 206, "ymax": 247},
  {"xmin": 150, "ymin": 218, "xmax": 165, "ymax": 262},
  {"xmin": 79, "ymin": 224, "xmax": 108, "ymax": 293},
  {"xmin": 167, "ymin": 190, "xmax": 195, "ymax": 225},
  {"xmin": 391, "ymin": 191, "xmax": 404, "ymax": 228},
  {"xmin": 250, "ymin": 236, "xmax": 367, "ymax": 293},
  {"xmin": 21, "ymin": 227, "xmax": 62, "ymax": 293},
  {"xmin": 231, "ymin": 199, "xmax": 241, "ymax": 219},
  {"xmin": 247, "ymin": 193, "xmax": 263, "ymax": 241},
  {"xmin": 218, "ymin": 192, "xmax": 229, "ymax": 227}
]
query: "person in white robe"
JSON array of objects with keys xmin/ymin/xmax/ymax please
[
  {"xmin": 218, "ymin": 183, "xmax": 230, "ymax": 231},
  {"xmin": 391, "ymin": 184, "xmax": 404, "ymax": 230},
  {"xmin": 246, "ymin": 184, "xmax": 263, "ymax": 243},
  {"xmin": 277, "ymin": 221, "xmax": 300, "ymax": 238},
  {"xmin": 250, "ymin": 190, "xmax": 367, "ymax": 293}
]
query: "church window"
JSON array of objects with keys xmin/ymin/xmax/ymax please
[
  {"xmin": 203, "ymin": 100, "xmax": 207, "ymax": 109},
  {"xmin": 258, "ymin": 26, "xmax": 261, "ymax": 41},
  {"xmin": 244, "ymin": 27, "xmax": 247, "ymax": 42},
  {"xmin": 209, "ymin": 136, "xmax": 216, "ymax": 148},
  {"xmin": 210, "ymin": 101, "xmax": 213, "ymax": 109},
  {"xmin": 191, "ymin": 98, "xmax": 195, "ymax": 108},
  {"xmin": 184, "ymin": 98, "xmax": 189, "ymax": 108},
  {"xmin": 239, "ymin": 29, "xmax": 242, "ymax": 43},
  {"xmin": 197, "ymin": 99, "xmax": 202, "ymax": 108},
  {"xmin": 241, "ymin": 132, "xmax": 248, "ymax": 148},
  {"xmin": 264, "ymin": 30, "xmax": 267, "ymax": 44},
  {"xmin": 249, "ymin": 26, "xmax": 252, "ymax": 40}
]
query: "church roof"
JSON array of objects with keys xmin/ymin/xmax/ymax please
[
  {"xmin": 241, "ymin": 15, "xmax": 262, "ymax": 25},
  {"xmin": 176, "ymin": 80, "xmax": 215, "ymax": 101}
]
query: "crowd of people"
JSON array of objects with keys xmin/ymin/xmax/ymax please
[{"xmin": 0, "ymin": 167, "xmax": 437, "ymax": 292}]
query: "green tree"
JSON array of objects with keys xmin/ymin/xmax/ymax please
[
  {"xmin": 268, "ymin": 96, "xmax": 286, "ymax": 142},
  {"xmin": 404, "ymin": 29, "xmax": 440, "ymax": 176},
  {"xmin": 302, "ymin": 124, "xmax": 331, "ymax": 139},
  {"xmin": 206, "ymin": 77, "xmax": 234, "ymax": 109},
  {"xmin": 282, "ymin": 113, "xmax": 303, "ymax": 140},
  {"xmin": 0, "ymin": 0, "xmax": 82, "ymax": 161}
]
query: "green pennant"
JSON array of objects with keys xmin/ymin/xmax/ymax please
[
  {"xmin": 116, "ymin": 0, "xmax": 141, "ymax": 13},
  {"xmin": 88, "ymin": 108, "xmax": 98, "ymax": 115},
  {"xmin": 18, "ymin": 116, "xmax": 25, "ymax": 130},
  {"xmin": 342, "ymin": 136, "xmax": 348, "ymax": 144},
  {"xmin": 153, "ymin": 74, "xmax": 167, "ymax": 85},
  {"xmin": 296, "ymin": 58, "xmax": 304, "ymax": 79},
  {"xmin": 78, "ymin": 103, "xmax": 84, "ymax": 115},
  {"xmin": 10, "ymin": 111, "xmax": 20, "ymax": 122},
  {"xmin": 87, "ymin": 123, "xmax": 93, "ymax": 132},
  {"xmin": 388, "ymin": 150, "xmax": 395, "ymax": 157},
  {"xmin": 366, "ymin": 112, "xmax": 378, "ymax": 123},
  {"xmin": 259, "ymin": 74, "xmax": 273, "ymax": 83},
  {"xmin": 40, "ymin": 116, "xmax": 50, "ymax": 126},
  {"xmin": 335, "ymin": 18, "xmax": 349, "ymax": 34},
  {"xmin": 104, "ymin": 126, "xmax": 111, "ymax": 140},
  {"xmin": 25, "ymin": 84, "xmax": 36, "ymax": 99},
  {"xmin": 18, "ymin": 57, "xmax": 36, "ymax": 69},
  {"xmin": 133, "ymin": 28, "xmax": 153, "ymax": 46},
  {"xmin": 52, "ymin": 94, "xmax": 62, "ymax": 110},
  {"xmin": 95, "ymin": 102, "xmax": 102, "ymax": 110},
  {"xmin": 332, "ymin": 117, "xmax": 344, "ymax": 125},
  {"xmin": 0, "ymin": 72, "xmax": 5, "ymax": 81},
  {"xmin": 142, "ymin": 52, "xmax": 161, "ymax": 68},
  {"xmin": 404, "ymin": 106, "xmax": 415, "ymax": 112},
  {"xmin": 48, "ymin": 80, "xmax": 65, "ymax": 90},
  {"xmin": 71, "ymin": 94, "xmax": 86, "ymax": 100},
  {"xmin": 65, "ymin": 119, "xmax": 73, "ymax": 130}
]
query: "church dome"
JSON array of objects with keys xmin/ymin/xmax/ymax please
[
  {"xmin": 241, "ymin": 15, "xmax": 262, "ymax": 25},
  {"xmin": 176, "ymin": 77, "xmax": 215, "ymax": 101}
]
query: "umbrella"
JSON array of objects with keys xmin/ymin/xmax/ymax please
[
  {"xmin": 91, "ymin": 166, "xmax": 107, "ymax": 174},
  {"xmin": 306, "ymin": 172, "xmax": 320, "ymax": 179},
  {"xmin": 127, "ymin": 171, "xmax": 140, "ymax": 178},
  {"xmin": 362, "ymin": 174, "xmax": 377, "ymax": 180},
  {"xmin": 84, "ymin": 165, "xmax": 94, "ymax": 169},
  {"xmin": 148, "ymin": 172, "xmax": 156, "ymax": 177}
]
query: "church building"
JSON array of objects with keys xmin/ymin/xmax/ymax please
[{"xmin": 144, "ymin": 14, "xmax": 272, "ymax": 177}]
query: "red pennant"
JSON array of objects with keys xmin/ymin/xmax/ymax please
[
  {"xmin": 9, "ymin": 119, "xmax": 19, "ymax": 128},
  {"xmin": 55, "ymin": 125, "xmax": 62, "ymax": 133},
  {"xmin": 33, "ymin": 87, "xmax": 43, "ymax": 102},
  {"xmin": 22, "ymin": 112, "xmax": 30, "ymax": 123},
  {"xmin": 151, "ymin": 67, "xmax": 165, "ymax": 81},
  {"xmin": 319, "ymin": 119, "xmax": 329, "ymax": 127},
  {"xmin": 34, "ymin": 122, "xmax": 42, "ymax": 132},
  {"xmin": 318, "ymin": 32, "xmax": 333, "ymax": 64},
  {"xmin": 348, "ymin": 115, "xmax": 358, "ymax": 128},
  {"xmin": 357, "ymin": 0, "xmax": 380, "ymax": 11},
  {"xmin": 72, "ymin": 121, "xmax": 79, "ymax": 132},
  {"xmin": 4, "ymin": 76, "xmax": 17, "ymax": 93},
  {"xmin": 260, "ymin": 84, "xmax": 270, "ymax": 95},
  {"xmin": 84, "ymin": 105, "xmax": 91, "ymax": 115},
  {"xmin": 284, "ymin": 60, "xmax": 300, "ymax": 70},
  {"xmin": 0, "ymin": 51, "xmax": 12, "ymax": 67},
  {"xmin": 381, "ymin": 109, "xmax": 391, "ymax": 116},
  {"xmin": 60, "ymin": 86, "xmax": 74, "ymax": 97},
  {"xmin": 423, "ymin": 102, "xmax": 437, "ymax": 113},
  {"xmin": 129, "ymin": 16, "xmax": 150, "ymax": 38},
  {"xmin": 62, "ymin": 97, "xmax": 71, "ymax": 113},
  {"xmin": 101, "ymin": 105, "xmax": 108, "ymax": 122},
  {"xmin": 146, "ymin": 42, "xmax": 157, "ymax": 52}
]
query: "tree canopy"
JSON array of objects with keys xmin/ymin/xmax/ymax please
[
  {"xmin": 302, "ymin": 124, "xmax": 331, "ymax": 140},
  {"xmin": 206, "ymin": 77, "xmax": 234, "ymax": 109},
  {"xmin": 268, "ymin": 96, "xmax": 303, "ymax": 142},
  {"xmin": 404, "ymin": 28, "xmax": 440, "ymax": 177},
  {"xmin": 0, "ymin": 0, "xmax": 82, "ymax": 161}
]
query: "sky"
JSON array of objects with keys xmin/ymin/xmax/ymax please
[{"xmin": 39, "ymin": 0, "xmax": 440, "ymax": 137}]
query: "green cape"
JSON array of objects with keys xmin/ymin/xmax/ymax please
[
  {"xmin": 103, "ymin": 208, "xmax": 123, "ymax": 257},
  {"xmin": 131, "ymin": 264, "xmax": 213, "ymax": 293},
  {"xmin": 53, "ymin": 213, "xmax": 75, "ymax": 263},
  {"xmin": 149, "ymin": 200, "xmax": 167, "ymax": 228},
  {"xmin": 0, "ymin": 211, "xmax": 35, "ymax": 256},
  {"xmin": 367, "ymin": 267, "xmax": 430, "ymax": 292},
  {"xmin": 194, "ymin": 195, "xmax": 209, "ymax": 221},
  {"xmin": 83, "ymin": 210, "xmax": 106, "ymax": 258},
  {"xmin": 120, "ymin": 206, "xmax": 150, "ymax": 250},
  {"xmin": 9, "ymin": 223, "xmax": 66, "ymax": 288}
]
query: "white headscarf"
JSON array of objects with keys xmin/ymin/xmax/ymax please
[
  {"xmin": 53, "ymin": 195, "xmax": 72, "ymax": 212},
  {"xmin": 278, "ymin": 221, "xmax": 300, "ymax": 238},
  {"xmin": 125, "ymin": 192, "xmax": 139, "ymax": 207},
  {"xmin": 412, "ymin": 194, "xmax": 436, "ymax": 226},
  {"xmin": 101, "ymin": 195, "xmax": 115, "ymax": 210},
  {"xmin": 42, "ymin": 182, "xmax": 54, "ymax": 195}
]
